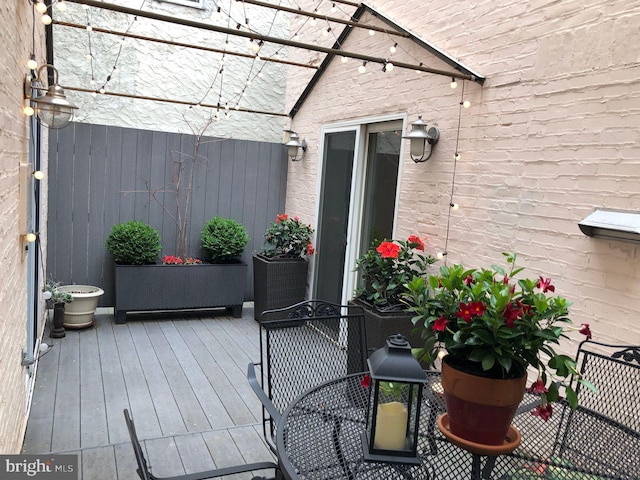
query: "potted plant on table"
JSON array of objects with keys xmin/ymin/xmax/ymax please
[
  {"xmin": 352, "ymin": 235, "xmax": 436, "ymax": 356},
  {"xmin": 405, "ymin": 253, "xmax": 594, "ymax": 448},
  {"xmin": 106, "ymin": 217, "xmax": 249, "ymax": 323},
  {"xmin": 252, "ymin": 213, "xmax": 314, "ymax": 320}
]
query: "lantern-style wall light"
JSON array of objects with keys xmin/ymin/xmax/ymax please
[
  {"xmin": 285, "ymin": 131, "xmax": 307, "ymax": 161},
  {"xmin": 402, "ymin": 115, "xmax": 440, "ymax": 163},
  {"xmin": 25, "ymin": 64, "xmax": 78, "ymax": 129},
  {"xmin": 361, "ymin": 334, "xmax": 425, "ymax": 464}
]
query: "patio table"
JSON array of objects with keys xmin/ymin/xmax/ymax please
[{"xmin": 275, "ymin": 371, "xmax": 615, "ymax": 479}]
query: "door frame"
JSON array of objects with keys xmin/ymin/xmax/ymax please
[{"xmin": 311, "ymin": 112, "xmax": 408, "ymax": 305}]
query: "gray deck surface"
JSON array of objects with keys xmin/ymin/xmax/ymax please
[{"xmin": 22, "ymin": 304, "xmax": 276, "ymax": 479}]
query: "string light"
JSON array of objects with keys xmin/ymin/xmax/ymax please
[
  {"xmin": 322, "ymin": 27, "xmax": 331, "ymax": 37},
  {"xmin": 56, "ymin": 0, "xmax": 67, "ymax": 12},
  {"xmin": 390, "ymin": 43, "xmax": 397, "ymax": 54},
  {"xmin": 33, "ymin": 170, "xmax": 45, "ymax": 180},
  {"xmin": 341, "ymin": 55, "xmax": 348, "ymax": 63},
  {"xmin": 23, "ymin": 99, "xmax": 35, "ymax": 117},
  {"xmin": 450, "ymin": 77, "xmax": 458, "ymax": 89},
  {"xmin": 35, "ymin": 1, "xmax": 47, "ymax": 14},
  {"xmin": 450, "ymin": 202, "xmax": 459, "ymax": 211},
  {"xmin": 383, "ymin": 61, "xmax": 394, "ymax": 72},
  {"xmin": 436, "ymin": 251, "xmax": 447, "ymax": 260},
  {"xmin": 41, "ymin": 14, "xmax": 52, "ymax": 25},
  {"xmin": 86, "ymin": 24, "xmax": 93, "ymax": 32},
  {"xmin": 463, "ymin": 100, "xmax": 471, "ymax": 108},
  {"xmin": 25, "ymin": 233, "xmax": 37, "ymax": 243},
  {"xmin": 331, "ymin": 2, "xmax": 337, "ymax": 13},
  {"xmin": 27, "ymin": 55, "xmax": 38, "ymax": 71},
  {"xmin": 368, "ymin": 29, "xmax": 375, "ymax": 36},
  {"xmin": 454, "ymin": 152, "xmax": 460, "ymax": 161},
  {"xmin": 310, "ymin": 18, "xmax": 317, "ymax": 26},
  {"xmin": 358, "ymin": 61, "xmax": 367, "ymax": 73}
]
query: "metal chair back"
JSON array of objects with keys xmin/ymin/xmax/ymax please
[{"xmin": 255, "ymin": 300, "xmax": 368, "ymax": 452}]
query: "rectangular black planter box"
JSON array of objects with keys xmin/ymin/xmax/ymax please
[
  {"xmin": 252, "ymin": 254, "xmax": 308, "ymax": 320},
  {"xmin": 114, "ymin": 262, "xmax": 247, "ymax": 323}
]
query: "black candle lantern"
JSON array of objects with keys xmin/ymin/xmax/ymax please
[{"xmin": 361, "ymin": 334, "xmax": 425, "ymax": 464}]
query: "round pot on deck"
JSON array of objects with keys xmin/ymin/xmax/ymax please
[
  {"xmin": 58, "ymin": 285, "xmax": 104, "ymax": 329},
  {"xmin": 441, "ymin": 356, "xmax": 526, "ymax": 445}
]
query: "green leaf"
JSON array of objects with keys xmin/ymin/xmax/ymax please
[
  {"xmin": 482, "ymin": 355, "xmax": 495, "ymax": 371},
  {"xmin": 578, "ymin": 378, "xmax": 597, "ymax": 393},
  {"xmin": 546, "ymin": 382, "xmax": 559, "ymax": 402},
  {"xmin": 565, "ymin": 386, "xmax": 578, "ymax": 409}
]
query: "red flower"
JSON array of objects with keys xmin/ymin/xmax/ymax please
[
  {"xmin": 527, "ymin": 378, "xmax": 548, "ymax": 395},
  {"xmin": 376, "ymin": 241, "xmax": 401, "ymax": 259},
  {"xmin": 469, "ymin": 301, "xmax": 486, "ymax": 317},
  {"xmin": 464, "ymin": 275, "xmax": 475, "ymax": 286},
  {"xmin": 307, "ymin": 242, "xmax": 315, "ymax": 255},
  {"xmin": 503, "ymin": 302, "xmax": 521, "ymax": 328},
  {"xmin": 580, "ymin": 323, "xmax": 592, "ymax": 340},
  {"xmin": 456, "ymin": 302, "xmax": 474, "ymax": 323},
  {"xmin": 537, "ymin": 276, "xmax": 555, "ymax": 293},
  {"xmin": 361, "ymin": 374, "xmax": 371, "ymax": 388},
  {"xmin": 407, "ymin": 235, "xmax": 425, "ymax": 251},
  {"xmin": 432, "ymin": 315, "xmax": 450, "ymax": 332},
  {"xmin": 531, "ymin": 403, "xmax": 553, "ymax": 421},
  {"xmin": 276, "ymin": 213, "xmax": 288, "ymax": 223}
]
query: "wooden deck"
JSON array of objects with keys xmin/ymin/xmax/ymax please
[{"xmin": 22, "ymin": 305, "xmax": 276, "ymax": 479}]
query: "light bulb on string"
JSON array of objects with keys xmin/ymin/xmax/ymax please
[
  {"xmin": 450, "ymin": 77, "xmax": 458, "ymax": 89},
  {"xmin": 23, "ymin": 99, "xmax": 35, "ymax": 117},
  {"xmin": 341, "ymin": 55, "xmax": 348, "ymax": 63},
  {"xmin": 91, "ymin": 91, "xmax": 97, "ymax": 98},
  {"xmin": 454, "ymin": 152, "xmax": 460, "ymax": 161},
  {"xmin": 56, "ymin": 0, "xmax": 67, "ymax": 11},
  {"xmin": 99, "ymin": 87, "xmax": 105, "ymax": 94},
  {"xmin": 436, "ymin": 251, "xmax": 447, "ymax": 260},
  {"xmin": 86, "ymin": 24, "xmax": 93, "ymax": 32},
  {"xmin": 358, "ymin": 61, "xmax": 367, "ymax": 74},
  {"xmin": 322, "ymin": 27, "xmax": 331, "ymax": 37},
  {"xmin": 384, "ymin": 62, "xmax": 394, "ymax": 72},
  {"xmin": 33, "ymin": 170, "xmax": 45, "ymax": 180},
  {"xmin": 389, "ymin": 43, "xmax": 397, "ymax": 54},
  {"xmin": 27, "ymin": 55, "xmax": 38, "ymax": 70},
  {"xmin": 85, "ymin": 54, "xmax": 92, "ymax": 61},
  {"xmin": 463, "ymin": 100, "xmax": 471, "ymax": 108},
  {"xmin": 331, "ymin": 2, "xmax": 337, "ymax": 13},
  {"xmin": 450, "ymin": 202, "xmax": 459, "ymax": 211},
  {"xmin": 310, "ymin": 18, "xmax": 317, "ymax": 26},
  {"xmin": 25, "ymin": 233, "xmax": 37, "ymax": 243},
  {"xmin": 35, "ymin": 1, "xmax": 47, "ymax": 14},
  {"xmin": 368, "ymin": 29, "xmax": 375, "ymax": 36},
  {"xmin": 41, "ymin": 14, "xmax": 52, "ymax": 25}
]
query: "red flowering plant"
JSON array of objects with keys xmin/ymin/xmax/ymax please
[
  {"xmin": 162, "ymin": 255, "xmax": 202, "ymax": 265},
  {"xmin": 260, "ymin": 214, "xmax": 315, "ymax": 258},
  {"xmin": 354, "ymin": 235, "xmax": 436, "ymax": 311},
  {"xmin": 405, "ymin": 253, "xmax": 595, "ymax": 420}
]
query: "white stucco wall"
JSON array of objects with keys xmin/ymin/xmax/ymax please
[
  {"xmin": 285, "ymin": 0, "xmax": 640, "ymax": 347},
  {"xmin": 51, "ymin": 0, "xmax": 290, "ymax": 142}
]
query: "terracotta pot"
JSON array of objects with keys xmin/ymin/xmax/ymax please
[{"xmin": 441, "ymin": 356, "xmax": 526, "ymax": 445}]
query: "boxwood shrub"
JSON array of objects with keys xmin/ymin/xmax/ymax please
[{"xmin": 201, "ymin": 216, "xmax": 248, "ymax": 263}]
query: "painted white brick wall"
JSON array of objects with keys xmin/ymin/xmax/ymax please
[
  {"xmin": 52, "ymin": 0, "xmax": 290, "ymax": 142},
  {"xmin": 0, "ymin": 1, "xmax": 46, "ymax": 453},
  {"xmin": 285, "ymin": 0, "xmax": 640, "ymax": 347}
]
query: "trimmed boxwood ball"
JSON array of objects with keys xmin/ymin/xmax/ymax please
[
  {"xmin": 105, "ymin": 220, "xmax": 162, "ymax": 265},
  {"xmin": 201, "ymin": 216, "xmax": 248, "ymax": 263}
]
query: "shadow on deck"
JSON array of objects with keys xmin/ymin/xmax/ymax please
[{"xmin": 22, "ymin": 304, "xmax": 275, "ymax": 479}]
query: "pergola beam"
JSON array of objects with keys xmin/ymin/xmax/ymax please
[{"xmin": 63, "ymin": 0, "xmax": 477, "ymax": 80}]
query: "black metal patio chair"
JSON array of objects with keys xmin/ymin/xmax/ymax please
[
  {"xmin": 124, "ymin": 409, "xmax": 281, "ymax": 480},
  {"xmin": 247, "ymin": 299, "xmax": 369, "ymax": 454}
]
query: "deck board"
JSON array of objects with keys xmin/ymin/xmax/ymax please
[{"xmin": 22, "ymin": 305, "xmax": 276, "ymax": 480}]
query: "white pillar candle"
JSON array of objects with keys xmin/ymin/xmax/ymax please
[{"xmin": 374, "ymin": 401, "xmax": 408, "ymax": 450}]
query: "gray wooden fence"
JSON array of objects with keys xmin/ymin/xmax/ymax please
[{"xmin": 46, "ymin": 122, "xmax": 288, "ymax": 306}]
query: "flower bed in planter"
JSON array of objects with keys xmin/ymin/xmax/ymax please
[{"xmin": 114, "ymin": 262, "xmax": 247, "ymax": 323}]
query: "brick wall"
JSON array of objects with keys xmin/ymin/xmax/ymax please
[
  {"xmin": 0, "ymin": 2, "xmax": 46, "ymax": 453},
  {"xmin": 285, "ymin": 0, "xmax": 640, "ymax": 347}
]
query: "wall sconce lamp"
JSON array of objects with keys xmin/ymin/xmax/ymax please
[
  {"xmin": 25, "ymin": 64, "xmax": 78, "ymax": 129},
  {"xmin": 285, "ymin": 131, "xmax": 307, "ymax": 161},
  {"xmin": 402, "ymin": 115, "xmax": 440, "ymax": 163}
]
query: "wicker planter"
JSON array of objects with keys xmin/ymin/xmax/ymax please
[
  {"xmin": 252, "ymin": 254, "xmax": 308, "ymax": 320},
  {"xmin": 114, "ymin": 261, "xmax": 247, "ymax": 323},
  {"xmin": 350, "ymin": 298, "xmax": 423, "ymax": 357}
]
